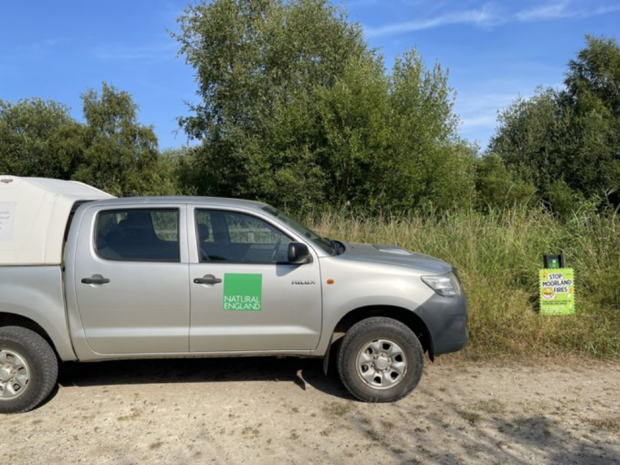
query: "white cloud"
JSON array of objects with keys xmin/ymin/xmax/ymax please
[
  {"xmin": 456, "ymin": 93, "xmax": 517, "ymax": 131},
  {"xmin": 363, "ymin": 1, "xmax": 620, "ymax": 38},
  {"xmin": 516, "ymin": 1, "xmax": 571, "ymax": 22},
  {"xmin": 346, "ymin": 0, "xmax": 382, "ymax": 5},
  {"xmin": 516, "ymin": 0, "xmax": 620, "ymax": 21},
  {"xmin": 365, "ymin": 7, "xmax": 495, "ymax": 37},
  {"xmin": 92, "ymin": 41, "xmax": 178, "ymax": 61},
  {"xmin": 29, "ymin": 38, "xmax": 69, "ymax": 53}
]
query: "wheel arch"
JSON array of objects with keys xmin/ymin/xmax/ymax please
[
  {"xmin": 0, "ymin": 312, "xmax": 60, "ymax": 360},
  {"xmin": 329, "ymin": 305, "xmax": 434, "ymax": 361}
]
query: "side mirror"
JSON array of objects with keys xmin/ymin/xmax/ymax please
[{"xmin": 288, "ymin": 242, "xmax": 311, "ymax": 264}]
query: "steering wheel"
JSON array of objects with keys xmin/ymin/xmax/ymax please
[{"xmin": 269, "ymin": 239, "xmax": 282, "ymax": 263}]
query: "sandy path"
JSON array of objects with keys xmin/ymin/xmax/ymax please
[{"xmin": 1, "ymin": 357, "xmax": 619, "ymax": 464}]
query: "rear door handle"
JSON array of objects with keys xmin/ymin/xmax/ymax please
[
  {"xmin": 194, "ymin": 275, "xmax": 222, "ymax": 285},
  {"xmin": 81, "ymin": 276, "xmax": 110, "ymax": 285}
]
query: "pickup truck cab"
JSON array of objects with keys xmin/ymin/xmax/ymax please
[{"xmin": 0, "ymin": 176, "xmax": 467, "ymax": 413}]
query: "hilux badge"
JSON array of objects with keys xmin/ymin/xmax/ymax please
[{"xmin": 292, "ymin": 280, "xmax": 315, "ymax": 285}]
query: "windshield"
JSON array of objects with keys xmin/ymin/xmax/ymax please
[{"xmin": 262, "ymin": 207, "xmax": 337, "ymax": 256}]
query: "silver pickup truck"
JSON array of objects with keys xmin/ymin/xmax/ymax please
[{"xmin": 0, "ymin": 176, "xmax": 467, "ymax": 413}]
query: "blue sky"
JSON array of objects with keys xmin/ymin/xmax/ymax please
[{"xmin": 1, "ymin": 1, "xmax": 619, "ymax": 150}]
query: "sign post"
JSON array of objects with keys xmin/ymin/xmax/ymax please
[{"xmin": 544, "ymin": 254, "xmax": 564, "ymax": 270}]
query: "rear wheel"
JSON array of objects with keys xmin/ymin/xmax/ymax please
[
  {"xmin": 0, "ymin": 327, "xmax": 58, "ymax": 414},
  {"xmin": 337, "ymin": 317, "xmax": 424, "ymax": 402}
]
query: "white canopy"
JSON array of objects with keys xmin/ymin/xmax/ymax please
[{"xmin": 0, "ymin": 176, "xmax": 113, "ymax": 265}]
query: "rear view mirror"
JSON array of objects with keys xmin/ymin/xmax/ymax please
[{"xmin": 288, "ymin": 242, "xmax": 311, "ymax": 264}]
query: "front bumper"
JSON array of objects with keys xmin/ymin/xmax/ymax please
[{"xmin": 414, "ymin": 292, "xmax": 468, "ymax": 356}]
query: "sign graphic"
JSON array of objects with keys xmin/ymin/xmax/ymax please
[
  {"xmin": 223, "ymin": 274, "xmax": 262, "ymax": 311},
  {"xmin": 539, "ymin": 268, "xmax": 575, "ymax": 315},
  {"xmin": 0, "ymin": 202, "xmax": 15, "ymax": 241}
]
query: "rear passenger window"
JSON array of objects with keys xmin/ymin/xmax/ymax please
[{"xmin": 95, "ymin": 209, "xmax": 180, "ymax": 262}]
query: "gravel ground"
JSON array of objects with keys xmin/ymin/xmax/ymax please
[{"xmin": 1, "ymin": 356, "xmax": 619, "ymax": 464}]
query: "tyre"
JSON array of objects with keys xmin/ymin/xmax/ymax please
[
  {"xmin": 337, "ymin": 317, "xmax": 424, "ymax": 403},
  {"xmin": 0, "ymin": 326, "xmax": 59, "ymax": 414}
]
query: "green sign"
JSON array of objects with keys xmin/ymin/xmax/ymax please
[
  {"xmin": 223, "ymin": 273, "xmax": 262, "ymax": 311},
  {"xmin": 539, "ymin": 268, "xmax": 575, "ymax": 315}
]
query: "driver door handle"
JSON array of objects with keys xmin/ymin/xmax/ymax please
[{"xmin": 194, "ymin": 275, "xmax": 222, "ymax": 285}]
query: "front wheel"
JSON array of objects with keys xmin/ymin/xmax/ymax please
[
  {"xmin": 0, "ymin": 327, "xmax": 59, "ymax": 414},
  {"xmin": 337, "ymin": 317, "xmax": 424, "ymax": 402}
]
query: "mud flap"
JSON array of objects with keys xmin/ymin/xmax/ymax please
[{"xmin": 322, "ymin": 334, "xmax": 334, "ymax": 376}]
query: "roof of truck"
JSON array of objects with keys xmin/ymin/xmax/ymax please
[
  {"xmin": 0, "ymin": 176, "xmax": 277, "ymax": 266},
  {"xmin": 86, "ymin": 196, "xmax": 269, "ymax": 209}
]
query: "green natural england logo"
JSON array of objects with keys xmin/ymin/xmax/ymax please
[{"xmin": 223, "ymin": 274, "xmax": 262, "ymax": 311}]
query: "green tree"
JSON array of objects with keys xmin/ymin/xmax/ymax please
[
  {"xmin": 174, "ymin": 0, "xmax": 475, "ymax": 212},
  {"xmin": 474, "ymin": 153, "xmax": 537, "ymax": 210},
  {"xmin": 0, "ymin": 98, "xmax": 85, "ymax": 178},
  {"xmin": 562, "ymin": 35, "xmax": 620, "ymax": 203},
  {"xmin": 73, "ymin": 83, "xmax": 174, "ymax": 196},
  {"xmin": 490, "ymin": 89, "xmax": 568, "ymax": 189},
  {"xmin": 489, "ymin": 35, "xmax": 620, "ymax": 211},
  {"xmin": 1, "ymin": 86, "xmax": 179, "ymax": 196},
  {"xmin": 379, "ymin": 51, "xmax": 475, "ymax": 211},
  {"xmin": 159, "ymin": 146, "xmax": 195, "ymax": 195}
]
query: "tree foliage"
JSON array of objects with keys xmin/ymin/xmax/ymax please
[
  {"xmin": 73, "ymin": 83, "xmax": 174, "ymax": 196},
  {"xmin": 489, "ymin": 35, "xmax": 620, "ymax": 211},
  {"xmin": 174, "ymin": 0, "xmax": 475, "ymax": 212},
  {"xmin": 0, "ymin": 83, "xmax": 177, "ymax": 196},
  {"xmin": 6, "ymin": 12, "xmax": 618, "ymax": 219},
  {"xmin": 0, "ymin": 98, "xmax": 85, "ymax": 179},
  {"xmin": 474, "ymin": 153, "xmax": 537, "ymax": 210}
]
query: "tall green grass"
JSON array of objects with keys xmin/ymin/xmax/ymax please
[{"xmin": 307, "ymin": 208, "xmax": 620, "ymax": 359}]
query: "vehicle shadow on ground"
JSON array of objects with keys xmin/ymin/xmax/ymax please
[{"xmin": 58, "ymin": 355, "xmax": 351, "ymax": 399}]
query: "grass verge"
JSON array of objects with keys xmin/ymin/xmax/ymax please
[{"xmin": 307, "ymin": 208, "xmax": 620, "ymax": 359}]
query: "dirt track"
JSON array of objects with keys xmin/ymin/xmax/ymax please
[{"xmin": 1, "ymin": 357, "xmax": 619, "ymax": 464}]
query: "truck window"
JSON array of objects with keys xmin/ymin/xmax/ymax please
[
  {"xmin": 95, "ymin": 209, "xmax": 180, "ymax": 262},
  {"xmin": 195, "ymin": 210, "xmax": 291, "ymax": 263}
]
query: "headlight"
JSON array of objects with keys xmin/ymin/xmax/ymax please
[{"xmin": 421, "ymin": 272, "xmax": 462, "ymax": 297}]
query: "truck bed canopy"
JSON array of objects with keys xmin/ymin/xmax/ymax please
[{"xmin": 0, "ymin": 176, "xmax": 113, "ymax": 265}]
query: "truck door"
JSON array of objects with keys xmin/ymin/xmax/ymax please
[
  {"xmin": 188, "ymin": 208, "xmax": 322, "ymax": 352},
  {"xmin": 74, "ymin": 205, "xmax": 190, "ymax": 355}
]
